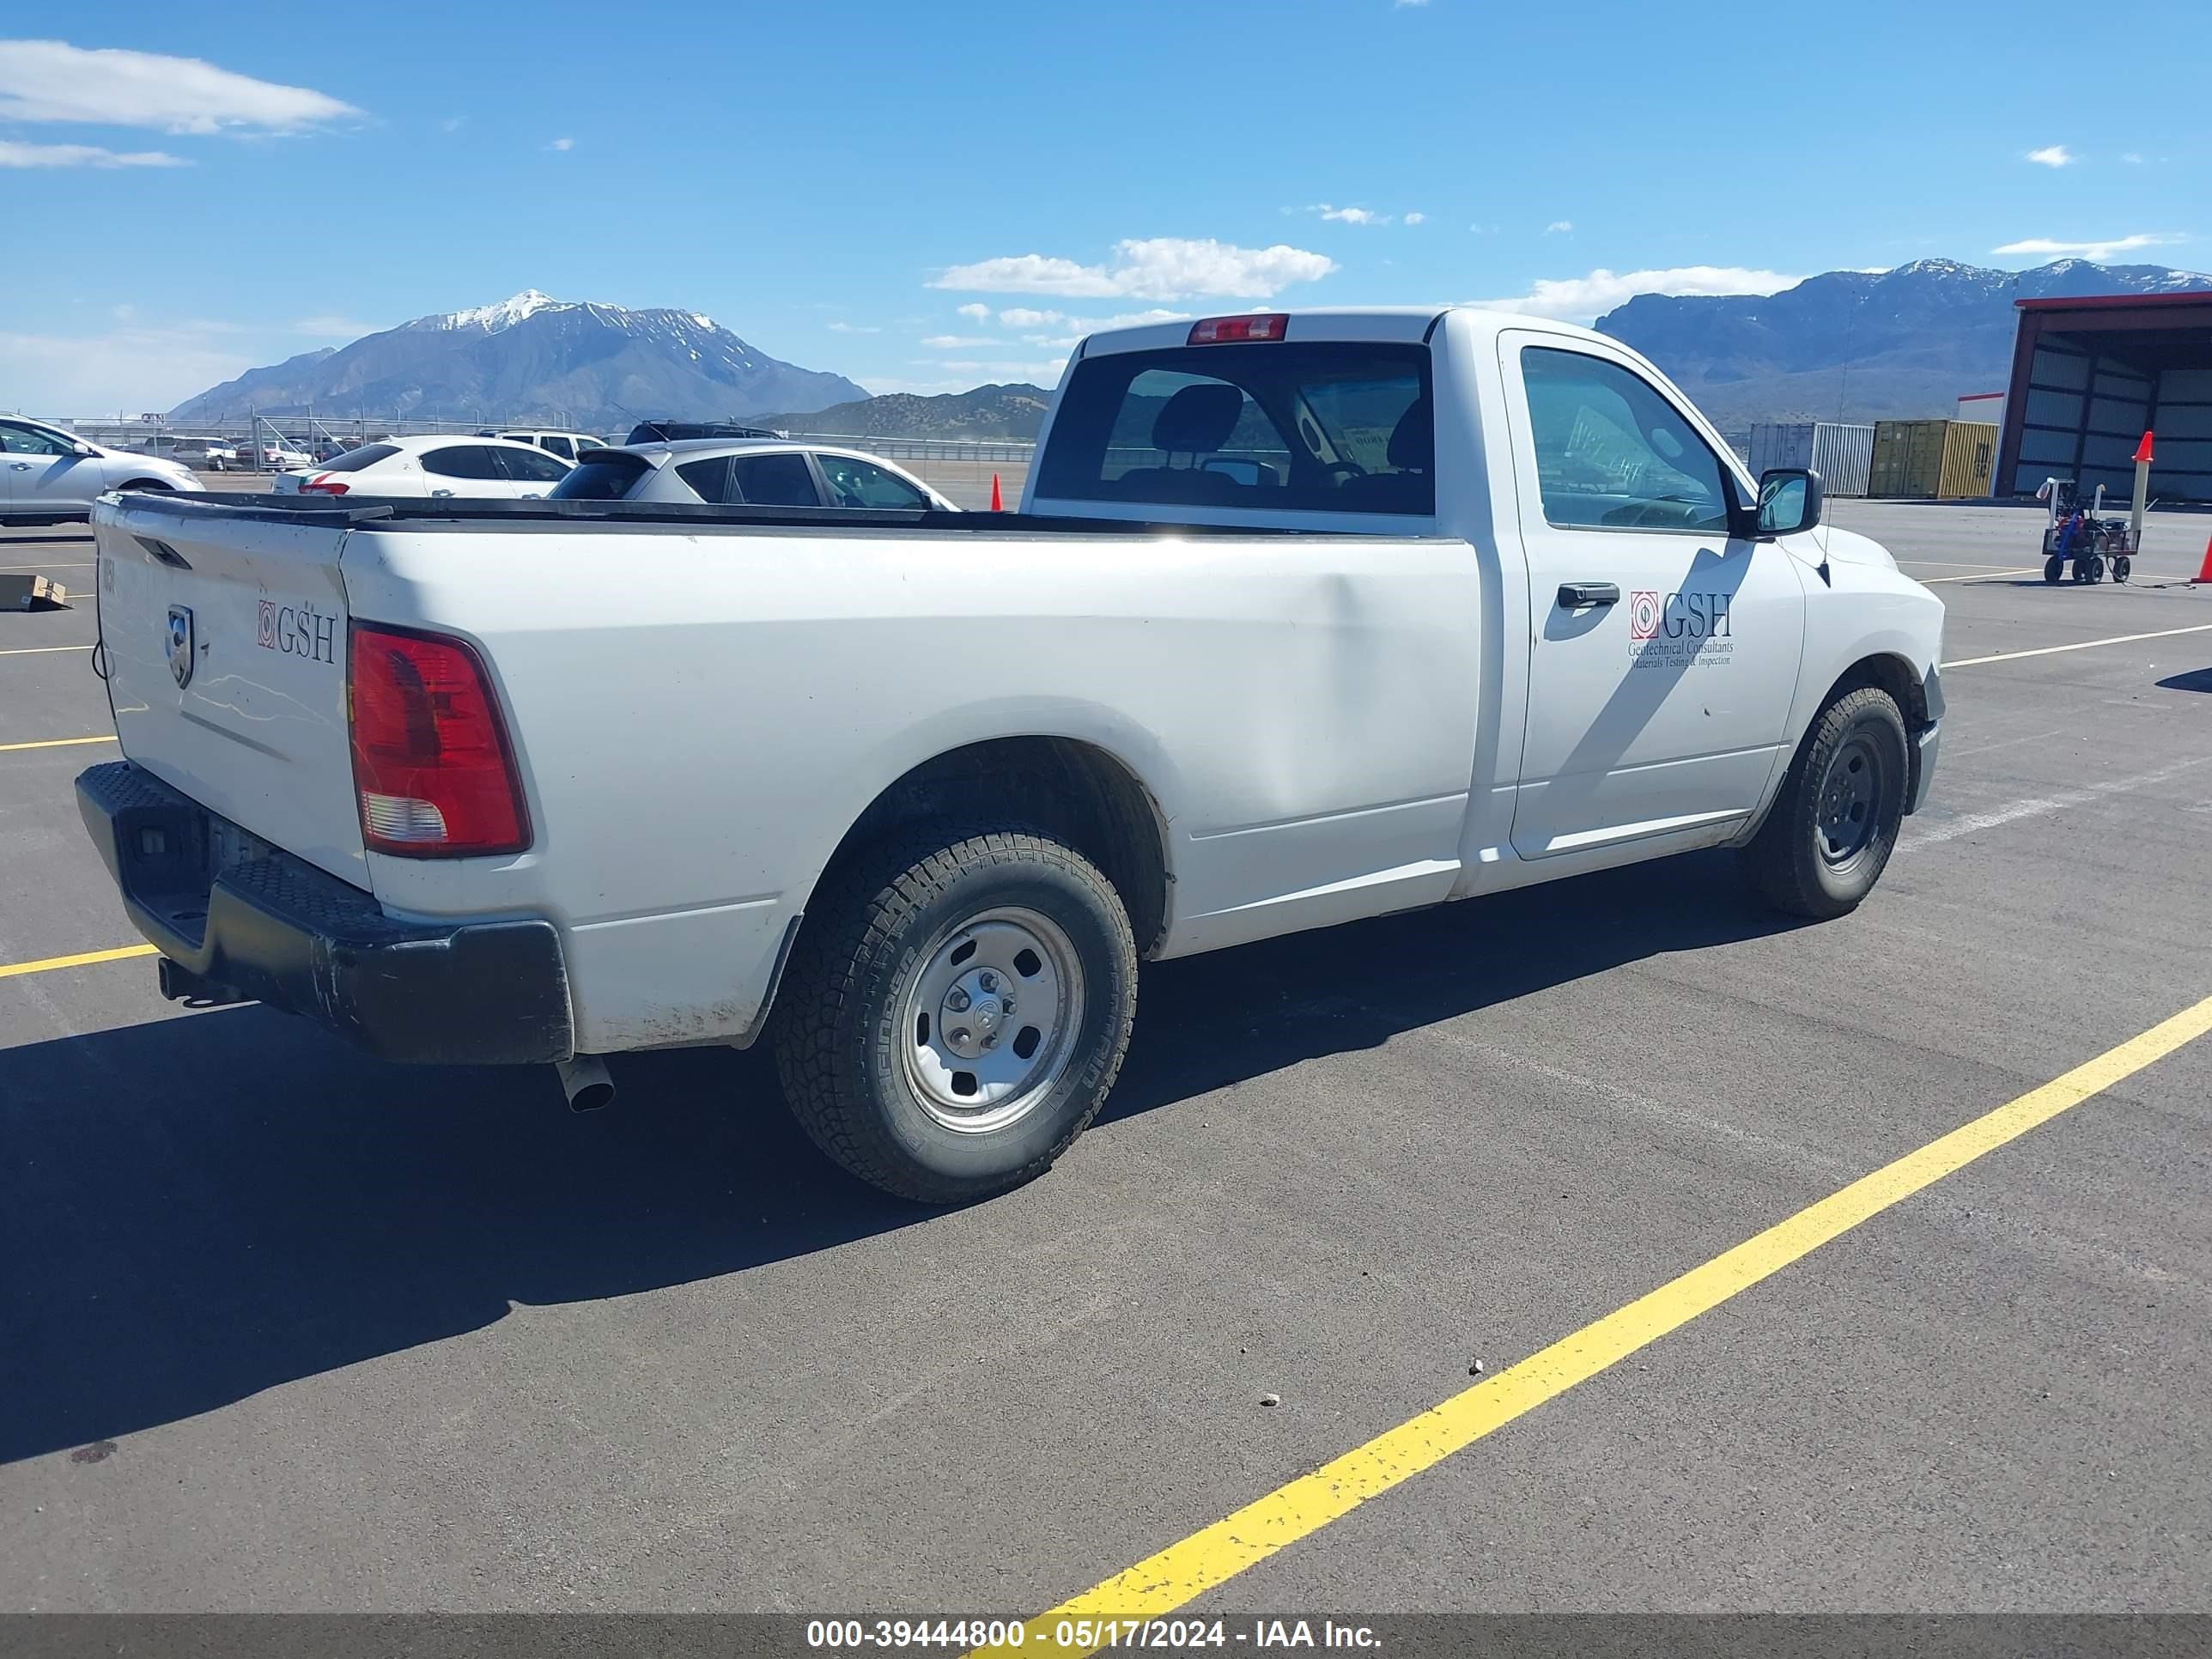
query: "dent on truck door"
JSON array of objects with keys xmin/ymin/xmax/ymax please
[{"xmin": 1500, "ymin": 337, "xmax": 1808, "ymax": 859}]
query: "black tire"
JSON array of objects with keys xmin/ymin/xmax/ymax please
[
  {"xmin": 118, "ymin": 479, "xmax": 174, "ymax": 494},
  {"xmin": 2044, "ymin": 556, "xmax": 2064, "ymax": 584},
  {"xmin": 2087, "ymin": 553, "xmax": 2106, "ymax": 584},
  {"xmin": 772, "ymin": 825, "xmax": 1138, "ymax": 1203},
  {"xmin": 2113, "ymin": 556, "xmax": 2131, "ymax": 584},
  {"xmin": 1739, "ymin": 686, "xmax": 1911, "ymax": 920}
]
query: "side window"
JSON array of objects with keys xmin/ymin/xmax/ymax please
[
  {"xmin": 728, "ymin": 452, "xmax": 820, "ymax": 507},
  {"xmin": 496, "ymin": 446, "xmax": 571, "ymax": 483},
  {"xmin": 816, "ymin": 453, "xmax": 930, "ymax": 509},
  {"xmin": 1520, "ymin": 347, "xmax": 1733, "ymax": 533},
  {"xmin": 0, "ymin": 422, "xmax": 72, "ymax": 456},
  {"xmin": 542, "ymin": 437, "xmax": 574, "ymax": 461},
  {"xmin": 675, "ymin": 456, "xmax": 733, "ymax": 502},
  {"xmin": 422, "ymin": 445, "xmax": 501, "ymax": 480}
]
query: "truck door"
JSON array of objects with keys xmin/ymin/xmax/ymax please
[{"xmin": 1498, "ymin": 333, "xmax": 1807, "ymax": 860}]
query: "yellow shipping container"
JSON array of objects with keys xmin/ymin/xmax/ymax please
[
  {"xmin": 1939, "ymin": 421, "xmax": 1998, "ymax": 499},
  {"xmin": 1869, "ymin": 420, "xmax": 1950, "ymax": 497}
]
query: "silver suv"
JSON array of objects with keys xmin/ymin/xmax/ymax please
[
  {"xmin": 1, "ymin": 418, "xmax": 206, "ymax": 526},
  {"xmin": 547, "ymin": 439, "xmax": 957, "ymax": 511}
]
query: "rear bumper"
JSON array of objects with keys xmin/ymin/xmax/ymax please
[{"xmin": 76, "ymin": 760, "xmax": 574, "ymax": 1065}]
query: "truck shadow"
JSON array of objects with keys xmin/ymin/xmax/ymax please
[{"xmin": 0, "ymin": 848, "xmax": 1798, "ymax": 1465}]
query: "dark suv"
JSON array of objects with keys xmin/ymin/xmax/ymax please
[{"xmin": 623, "ymin": 420, "xmax": 786, "ymax": 444}]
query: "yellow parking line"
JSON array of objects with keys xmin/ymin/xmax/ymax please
[
  {"xmin": 978, "ymin": 992, "xmax": 2212, "ymax": 1649},
  {"xmin": 0, "ymin": 644, "xmax": 94, "ymax": 657},
  {"xmin": 0, "ymin": 734, "xmax": 115, "ymax": 753},
  {"xmin": 0, "ymin": 562, "xmax": 94, "ymax": 571},
  {"xmin": 0, "ymin": 943, "xmax": 158, "ymax": 981},
  {"xmin": 1917, "ymin": 567, "xmax": 2042, "ymax": 584},
  {"xmin": 1945, "ymin": 623, "xmax": 2212, "ymax": 669}
]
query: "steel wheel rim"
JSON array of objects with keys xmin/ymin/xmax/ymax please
[
  {"xmin": 1816, "ymin": 733, "xmax": 1885, "ymax": 867},
  {"xmin": 897, "ymin": 905, "xmax": 1085, "ymax": 1133}
]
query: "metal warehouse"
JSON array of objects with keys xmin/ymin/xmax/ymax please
[{"xmin": 1996, "ymin": 291, "xmax": 2212, "ymax": 505}]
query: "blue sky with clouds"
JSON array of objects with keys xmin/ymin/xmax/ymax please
[{"xmin": 2, "ymin": 0, "xmax": 2202, "ymax": 413}]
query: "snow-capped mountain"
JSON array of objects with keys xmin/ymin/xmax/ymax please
[
  {"xmin": 1595, "ymin": 258, "xmax": 2212, "ymax": 425},
  {"xmin": 168, "ymin": 291, "xmax": 867, "ymax": 427}
]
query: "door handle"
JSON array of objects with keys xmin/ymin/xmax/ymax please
[
  {"xmin": 430, "ymin": 489, "xmax": 454, "ymax": 497},
  {"xmin": 1558, "ymin": 581, "xmax": 1620, "ymax": 608},
  {"xmin": 8, "ymin": 461, "xmax": 32, "ymax": 471}
]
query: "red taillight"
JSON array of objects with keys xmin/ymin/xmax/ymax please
[
  {"xmin": 348, "ymin": 622, "xmax": 530, "ymax": 857},
  {"xmin": 299, "ymin": 474, "xmax": 349, "ymax": 495},
  {"xmin": 1188, "ymin": 313, "xmax": 1289, "ymax": 345}
]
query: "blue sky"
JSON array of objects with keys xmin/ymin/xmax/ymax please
[{"xmin": 3, "ymin": 0, "xmax": 2202, "ymax": 413}]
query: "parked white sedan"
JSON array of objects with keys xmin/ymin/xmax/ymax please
[
  {"xmin": 274, "ymin": 435, "xmax": 574, "ymax": 499},
  {"xmin": 1, "ymin": 416, "xmax": 205, "ymax": 525}
]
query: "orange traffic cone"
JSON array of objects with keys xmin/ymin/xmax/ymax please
[
  {"xmin": 989, "ymin": 472, "xmax": 1004, "ymax": 512},
  {"xmin": 2195, "ymin": 532, "xmax": 2212, "ymax": 585}
]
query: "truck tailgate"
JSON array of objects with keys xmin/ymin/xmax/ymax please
[{"xmin": 94, "ymin": 495, "xmax": 368, "ymax": 886}]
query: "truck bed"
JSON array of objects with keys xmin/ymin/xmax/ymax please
[{"xmin": 104, "ymin": 490, "xmax": 1346, "ymax": 539}]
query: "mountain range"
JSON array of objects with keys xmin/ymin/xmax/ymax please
[
  {"xmin": 1594, "ymin": 258, "xmax": 2212, "ymax": 426},
  {"xmin": 167, "ymin": 291, "xmax": 866, "ymax": 428},
  {"xmin": 167, "ymin": 259, "xmax": 2210, "ymax": 440},
  {"xmin": 754, "ymin": 383, "xmax": 1056, "ymax": 441}
]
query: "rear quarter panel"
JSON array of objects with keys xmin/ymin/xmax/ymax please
[{"xmin": 340, "ymin": 522, "xmax": 1481, "ymax": 1051}]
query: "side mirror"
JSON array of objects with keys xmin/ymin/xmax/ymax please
[
  {"xmin": 72, "ymin": 441, "xmax": 99, "ymax": 458},
  {"xmin": 1757, "ymin": 467, "xmax": 1822, "ymax": 537}
]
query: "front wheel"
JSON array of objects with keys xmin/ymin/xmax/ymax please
[
  {"xmin": 773, "ymin": 825, "xmax": 1138, "ymax": 1203},
  {"xmin": 1739, "ymin": 686, "xmax": 1911, "ymax": 920},
  {"xmin": 2112, "ymin": 556, "xmax": 2131, "ymax": 584},
  {"xmin": 2044, "ymin": 556, "xmax": 2064, "ymax": 584}
]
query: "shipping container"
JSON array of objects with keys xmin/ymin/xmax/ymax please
[
  {"xmin": 1746, "ymin": 421, "xmax": 1875, "ymax": 496},
  {"xmin": 1938, "ymin": 421, "xmax": 1999, "ymax": 499},
  {"xmin": 1869, "ymin": 419, "xmax": 1952, "ymax": 498}
]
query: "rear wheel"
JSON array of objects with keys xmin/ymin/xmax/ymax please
[
  {"xmin": 2044, "ymin": 556, "xmax": 2064, "ymax": 584},
  {"xmin": 773, "ymin": 824, "xmax": 1138, "ymax": 1203},
  {"xmin": 1740, "ymin": 686, "xmax": 1910, "ymax": 920},
  {"xmin": 2113, "ymin": 556, "xmax": 2132, "ymax": 584}
]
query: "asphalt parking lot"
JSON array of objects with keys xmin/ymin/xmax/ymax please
[{"xmin": 3, "ymin": 502, "xmax": 2210, "ymax": 1617}]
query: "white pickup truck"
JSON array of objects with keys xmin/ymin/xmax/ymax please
[{"xmin": 78, "ymin": 307, "xmax": 1943, "ymax": 1201}]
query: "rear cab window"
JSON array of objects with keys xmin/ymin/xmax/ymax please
[
  {"xmin": 729, "ymin": 453, "xmax": 820, "ymax": 507},
  {"xmin": 1036, "ymin": 341, "xmax": 1434, "ymax": 516}
]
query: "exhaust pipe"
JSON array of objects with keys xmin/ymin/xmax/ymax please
[{"xmin": 556, "ymin": 1054, "xmax": 616, "ymax": 1112}]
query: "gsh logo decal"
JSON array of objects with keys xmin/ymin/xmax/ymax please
[
  {"xmin": 1628, "ymin": 590, "xmax": 1662, "ymax": 640},
  {"xmin": 257, "ymin": 598, "xmax": 337, "ymax": 665}
]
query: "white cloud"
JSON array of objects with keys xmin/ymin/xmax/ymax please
[
  {"xmin": 0, "ymin": 139, "xmax": 188, "ymax": 167},
  {"xmin": 441, "ymin": 116, "xmax": 466, "ymax": 133},
  {"xmin": 544, "ymin": 137, "xmax": 574, "ymax": 152},
  {"xmin": 1468, "ymin": 264, "xmax": 1802, "ymax": 322},
  {"xmin": 0, "ymin": 40, "xmax": 358, "ymax": 134},
  {"xmin": 1545, "ymin": 220, "xmax": 1573, "ymax": 234},
  {"xmin": 0, "ymin": 325, "xmax": 259, "ymax": 416},
  {"xmin": 998, "ymin": 307, "xmax": 1064, "ymax": 327},
  {"xmin": 1992, "ymin": 233, "xmax": 2185, "ymax": 261},
  {"xmin": 933, "ymin": 237, "xmax": 1336, "ymax": 300},
  {"xmin": 1316, "ymin": 204, "xmax": 1390, "ymax": 225},
  {"xmin": 922, "ymin": 359, "xmax": 1069, "ymax": 386},
  {"xmin": 2121, "ymin": 152, "xmax": 2143, "ymax": 164},
  {"xmin": 825, "ymin": 320, "xmax": 880, "ymax": 333},
  {"xmin": 1395, "ymin": 0, "xmax": 1431, "ymax": 8},
  {"xmin": 955, "ymin": 302, "xmax": 992, "ymax": 322},
  {"xmin": 921, "ymin": 334, "xmax": 996, "ymax": 348},
  {"xmin": 1403, "ymin": 211, "xmax": 1426, "ymax": 226},
  {"xmin": 1468, "ymin": 222, "xmax": 1498, "ymax": 234},
  {"xmin": 2025, "ymin": 145, "xmax": 2075, "ymax": 167}
]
